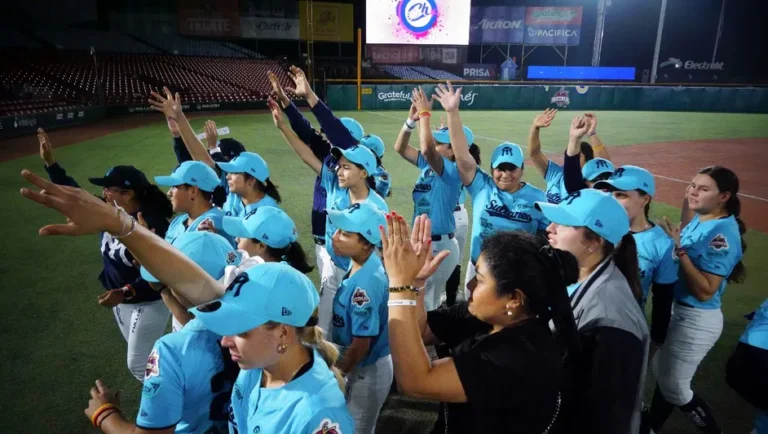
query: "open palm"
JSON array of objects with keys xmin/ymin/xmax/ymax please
[
  {"xmin": 433, "ymin": 81, "xmax": 463, "ymax": 113},
  {"xmin": 149, "ymin": 87, "xmax": 183, "ymax": 120},
  {"xmin": 286, "ymin": 66, "xmax": 312, "ymax": 98}
]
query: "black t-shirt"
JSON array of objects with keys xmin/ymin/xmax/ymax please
[{"xmin": 427, "ymin": 303, "xmax": 565, "ymax": 434}]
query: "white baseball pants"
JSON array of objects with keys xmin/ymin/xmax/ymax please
[
  {"xmin": 423, "ymin": 236, "xmax": 459, "ymax": 312},
  {"xmin": 453, "ymin": 205, "xmax": 469, "ymax": 263},
  {"xmin": 317, "ymin": 246, "xmax": 346, "ymax": 339},
  {"xmin": 656, "ymin": 303, "xmax": 723, "ymax": 405},
  {"xmin": 345, "ymin": 355, "xmax": 393, "ymax": 434},
  {"xmin": 113, "ymin": 299, "xmax": 170, "ymax": 383}
]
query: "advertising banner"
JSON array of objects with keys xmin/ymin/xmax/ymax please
[
  {"xmin": 524, "ymin": 7, "xmax": 582, "ymax": 46},
  {"xmin": 469, "ymin": 6, "xmax": 525, "ymax": 44},
  {"xmin": 0, "ymin": 106, "xmax": 105, "ymax": 139},
  {"xmin": 299, "ymin": 2, "xmax": 354, "ymax": 42},
  {"xmin": 240, "ymin": 17, "xmax": 300, "ymax": 39},
  {"xmin": 366, "ymin": 0, "xmax": 471, "ymax": 45},
  {"xmin": 177, "ymin": 0, "xmax": 241, "ymax": 38},
  {"xmin": 463, "ymin": 64, "xmax": 497, "ymax": 80},
  {"xmin": 368, "ymin": 46, "xmax": 421, "ymax": 64}
]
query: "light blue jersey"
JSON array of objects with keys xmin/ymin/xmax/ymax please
[
  {"xmin": 466, "ymin": 170, "xmax": 549, "ymax": 263},
  {"xmin": 137, "ymin": 320, "xmax": 231, "ymax": 433},
  {"xmin": 166, "ymin": 207, "xmax": 236, "ymax": 248},
  {"xmin": 331, "ymin": 254, "xmax": 390, "ymax": 367},
  {"xmin": 321, "ymin": 163, "xmax": 388, "ymax": 270},
  {"xmin": 457, "ymin": 188, "xmax": 467, "ymax": 207},
  {"xmin": 544, "ymin": 160, "xmax": 568, "ymax": 204},
  {"xmin": 229, "ymin": 350, "xmax": 354, "ymax": 434},
  {"xmin": 633, "ymin": 225, "xmax": 678, "ymax": 307},
  {"xmin": 675, "ymin": 214, "xmax": 743, "ymax": 309},
  {"xmin": 740, "ymin": 299, "xmax": 768, "ymax": 350},
  {"xmin": 223, "ymin": 193, "xmax": 279, "ymax": 218},
  {"xmin": 412, "ymin": 153, "xmax": 462, "ymax": 236}
]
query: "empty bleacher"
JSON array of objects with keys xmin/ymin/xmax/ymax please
[
  {"xmin": 34, "ymin": 28, "xmax": 158, "ymax": 54},
  {"xmin": 410, "ymin": 66, "xmax": 463, "ymax": 80}
]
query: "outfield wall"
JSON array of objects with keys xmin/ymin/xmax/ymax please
[
  {"xmin": 0, "ymin": 106, "xmax": 105, "ymax": 140},
  {"xmin": 326, "ymin": 84, "xmax": 768, "ymax": 113}
]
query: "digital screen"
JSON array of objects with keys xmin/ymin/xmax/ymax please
[
  {"xmin": 366, "ymin": 0, "xmax": 471, "ymax": 45},
  {"xmin": 527, "ymin": 66, "xmax": 637, "ymax": 81}
]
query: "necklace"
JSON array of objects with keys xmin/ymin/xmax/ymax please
[{"xmin": 262, "ymin": 359, "xmax": 311, "ymax": 388}]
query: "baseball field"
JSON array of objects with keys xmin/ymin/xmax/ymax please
[{"xmin": 1, "ymin": 109, "xmax": 767, "ymax": 433}]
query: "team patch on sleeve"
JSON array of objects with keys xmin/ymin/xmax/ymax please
[
  {"xmin": 197, "ymin": 217, "xmax": 216, "ymax": 233},
  {"xmin": 351, "ymin": 288, "xmax": 371, "ymax": 307},
  {"xmin": 145, "ymin": 348, "xmax": 160, "ymax": 379},
  {"xmin": 313, "ymin": 418, "xmax": 342, "ymax": 434},
  {"xmin": 708, "ymin": 233, "xmax": 729, "ymax": 251}
]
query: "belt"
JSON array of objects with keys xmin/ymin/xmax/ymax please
[
  {"xmin": 431, "ymin": 233, "xmax": 455, "ymax": 242},
  {"xmin": 676, "ymin": 300, "xmax": 696, "ymax": 309},
  {"xmin": 454, "ymin": 205, "xmax": 465, "ymax": 212},
  {"xmin": 314, "ymin": 235, "xmax": 326, "ymax": 246}
]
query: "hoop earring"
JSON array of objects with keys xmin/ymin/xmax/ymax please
[{"xmin": 277, "ymin": 343, "xmax": 287, "ymax": 354}]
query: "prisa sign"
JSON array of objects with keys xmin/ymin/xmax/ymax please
[{"xmin": 463, "ymin": 64, "xmax": 496, "ymax": 80}]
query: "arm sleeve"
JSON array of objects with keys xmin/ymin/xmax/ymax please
[
  {"xmin": 465, "ymin": 169, "xmax": 491, "ymax": 199},
  {"xmin": 654, "ymin": 241, "xmax": 679, "ymax": 284},
  {"xmin": 301, "ymin": 408, "xmax": 355, "ymax": 434},
  {"xmin": 544, "ymin": 160, "xmax": 564, "ymax": 184},
  {"xmin": 310, "ymin": 99, "xmax": 356, "ymax": 150},
  {"xmin": 535, "ymin": 190, "xmax": 551, "ymax": 230},
  {"xmin": 427, "ymin": 302, "xmax": 491, "ymax": 347},
  {"xmin": 350, "ymin": 286, "xmax": 382, "ymax": 338},
  {"xmin": 563, "ymin": 151, "xmax": 587, "ymax": 194},
  {"xmin": 136, "ymin": 343, "xmax": 183, "ymax": 430},
  {"xmin": 284, "ymin": 102, "xmax": 315, "ymax": 143},
  {"xmin": 649, "ymin": 282, "xmax": 675, "ymax": 345},
  {"xmin": 44, "ymin": 162, "xmax": 80, "ymax": 188},
  {"xmin": 320, "ymin": 160, "xmax": 337, "ymax": 193},
  {"xmin": 697, "ymin": 230, "xmax": 741, "ymax": 277},
  {"xmin": 173, "ymin": 137, "xmax": 193, "ymax": 164},
  {"xmin": 416, "ymin": 152, "xmax": 429, "ymax": 169},
  {"xmin": 128, "ymin": 212, "xmax": 170, "ymax": 299},
  {"xmin": 579, "ymin": 326, "xmax": 645, "ymax": 434}
]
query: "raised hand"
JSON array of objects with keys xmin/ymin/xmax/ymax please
[
  {"xmin": 408, "ymin": 103, "xmax": 420, "ymax": 122},
  {"xmin": 268, "ymin": 71, "xmax": 290, "ymax": 106},
  {"xmin": 19, "ymin": 170, "xmax": 127, "ymax": 236},
  {"xmin": 167, "ymin": 117, "xmax": 180, "ymax": 138},
  {"xmin": 433, "ymin": 81, "xmax": 463, "ymax": 113},
  {"xmin": 410, "ymin": 214, "xmax": 451, "ymax": 289},
  {"xmin": 204, "ymin": 120, "xmax": 218, "ymax": 150},
  {"xmin": 38, "ymin": 128, "xmax": 55, "ymax": 166},
  {"xmin": 584, "ymin": 112, "xmax": 598, "ymax": 135},
  {"xmin": 267, "ymin": 97, "xmax": 285, "ymax": 129},
  {"xmin": 569, "ymin": 115, "xmax": 590, "ymax": 140},
  {"xmin": 411, "ymin": 87, "xmax": 434, "ymax": 114},
  {"xmin": 149, "ymin": 87, "xmax": 183, "ymax": 121},
  {"xmin": 533, "ymin": 108, "xmax": 557, "ymax": 128},
  {"xmin": 286, "ymin": 66, "xmax": 312, "ymax": 99},
  {"xmin": 380, "ymin": 212, "xmax": 449, "ymax": 287},
  {"xmin": 658, "ymin": 216, "xmax": 682, "ymax": 248}
]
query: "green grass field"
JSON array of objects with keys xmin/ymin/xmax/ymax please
[{"xmin": 1, "ymin": 110, "xmax": 767, "ymax": 433}]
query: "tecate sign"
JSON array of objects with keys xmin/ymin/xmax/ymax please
[{"xmin": 472, "ymin": 18, "xmax": 522, "ymax": 30}]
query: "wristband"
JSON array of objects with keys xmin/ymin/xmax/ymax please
[
  {"xmin": 91, "ymin": 403, "xmax": 119, "ymax": 427},
  {"xmin": 675, "ymin": 246, "xmax": 687, "ymax": 258},
  {"xmin": 388, "ymin": 299, "xmax": 417, "ymax": 307},
  {"xmin": 418, "ymin": 110, "xmax": 431, "ymax": 119},
  {"xmin": 405, "ymin": 118, "xmax": 417, "ymax": 130},
  {"xmin": 588, "ymin": 131, "xmax": 597, "ymax": 137},
  {"xmin": 389, "ymin": 285, "xmax": 419, "ymax": 293},
  {"xmin": 96, "ymin": 409, "xmax": 120, "ymax": 429},
  {"xmin": 122, "ymin": 284, "xmax": 136, "ymax": 299}
]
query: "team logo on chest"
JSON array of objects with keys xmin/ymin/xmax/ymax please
[
  {"xmin": 485, "ymin": 199, "xmax": 532, "ymax": 222},
  {"xmin": 313, "ymin": 419, "xmax": 342, "ymax": 434},
  {"xmin": 351, "ymin": 288, "xmax": 371, "ymax": 307}
]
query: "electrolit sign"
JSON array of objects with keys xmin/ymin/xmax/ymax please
[{"xmin": 398, "ymin": 0, "xmax": 438, "ymax": 35}]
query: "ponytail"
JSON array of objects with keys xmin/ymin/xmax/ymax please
[
  {"xmin": 260, "ymin": 178, "xmax": 282, "ymax": 204},
  {"xmin": 613, "ymin": 233, "xmax": 642, "ymax": 302},
  {"xmin": 298, "ymin": 324, "xmax": 345, "ymax": 392},
  {"xmin": 469, "ymin": 143, "xmax": 482, "ymax": 165},
  {"xmin": 265, "ymin": 241, "xmax": 314, "ymax": 274},
  {"xmin": 537, "ymin": 246, "xmax": 582, "ymax": 360},
  {"xmin": 699, "ymin": 165, "xmax": 748, "ymax": 283},
  {"xmin": 201, "ymin": 185, "xmax": 227, "ymax": 208},
  {"xmin": 137, "ymin": 185, "xmax": 173, "ymax": 219},
  {"xmin": 365, "ymin": 175, "xmax": 377, "ymax": 193}
]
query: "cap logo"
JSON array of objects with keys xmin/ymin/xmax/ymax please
[
  {"xmin": 105, "ymin": 168, "xmax": 114, "ymax": 176},
  {"xmin": 363, "ymin": 134, "xmax": 371, "ymax": 139},
  {"xmin": 191, "ymin": 177, "xmax": 198, "ymax": 183},
  {"xmin": 501, "ymin": 146, "xmax": 515, "ymax": 156},
  {"xmin": 225, "ymin": 273, "xmax": 249, "ymax": 298},
  {"xmin": 613, "ymin": 168, "xmax": 626, "ymax": 178},
  {"xmin": 596, "ymin": 160, "xmax": 609, "ymax": 169},
  {"xmin": 595, "ymin": 219, "xmax": 604, "ymax": 228},
  {"xmin": 563, "ymin": 190, "xmax": 581, "ymax": 205},
  {"xmin": 226, "ymin": 251, "xmax": 237, "ymax": 264},
  {"xmin": 124, "ymin": 180, "xmax": 131, "ymax": 186},
  {"xmin": 281, "ymin": 307, "xmax": 292, "ymax": 316},
  {"xmin": 262, "ymin": 233, "xmax": 270, "ymax": 241}
]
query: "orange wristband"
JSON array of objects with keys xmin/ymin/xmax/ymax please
[
  {"xmin": 418, "ymin": 110, "xmax": 430, "ymax": 117},
  {"xmin": 96, "ymin": 409, "xmax": 120, "ymax": 429},
  {"xmin": 91, "ymin": 403, "xmax": 118, "ymax": 427}
]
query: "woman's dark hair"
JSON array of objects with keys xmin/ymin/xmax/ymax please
[
  {"xmin": 351, "ymin": 162, "xmax": 378, "ymax": 193},
  {"xmin": 699, "ymin": 165, "xmax": 747, "ymax": 283},
  {"xmin": 244, "ymin": 173, "xmax": 282, "ymax": 204},
  {"xmin": 259, "ymin": 241, "xmax": 314, "ymax": 274},
  {"xmin": 637, "ymin": 190, "xmax": 652, "ymax": 220},
  {"xmin": 481, "ymin": 232, "xmax": 581, "ymax": 359},
  {"xmin": 136, "ymin": 185, "xmax": 173, "ymax": 218},
  {"xmin": 584, "ymin": 229, "xmax": 642, "ymax": 301},
  {"xmin": 184, "ymin": 184, "xmax": 227, "ymax": 208},
  {"xmin": 374, "ymin": 154, "xmax": 383, "ymax": 169},
  {"xmin": 469, "ymin": 143, "xmax": 482, "ymax": 165},
  {"xmin": 580, "ymin": 142, "xmax": 594, "ymax": 161}
]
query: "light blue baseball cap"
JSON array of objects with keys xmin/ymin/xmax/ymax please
[
  {"xmin": 340, "ymin": 117, "xmax": 365, "ymax": 142},
  {"xmin": 190, "ymin": 262, "xmax": 320, "ymax": 336},
  {"xmin": 535, "ymin": 189, "xmax": 629, "ymax": 245},
  {"xmin": 593, "ymin": 165, "xmax": 656, "ymax": 197},
  {"xmin": 432, "ymin": 126, "xmax": 475, "ymax": 146},
  {"xmin": 582, "ymin": 158, "xmax": 615, "ymax": 182},
  {"xmin": 222, "ymin": 206, "xmax": 298, "ymax": 249},
  {"xmin": 140, "ymin": 231, "xmax": 240, "ymax": 282},
  {"xmin": 491, "ymin": 142, "xmax": 524, "ymax": 169},
  {"xmin": 154, "ymin": 161, "xmax": 220, "ymax": 192},
  {"xmin": 327, "ymin": 202, "xmax": 387, "ymax": 247},
  {"xmin": 216, "ymin": 152, "xmax": 270, "ymax": 182},
  {"xmin": 360, "ymin": 134, "xmax": 385, "ymax": 158},
  {"xmin": 331, "ymin": 145, "xmax": 377, "ymax": 175}
]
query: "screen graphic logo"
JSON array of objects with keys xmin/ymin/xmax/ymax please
[{"xmin": 398, "ymin": 0, "xmax": 439, "ymax": 35}]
